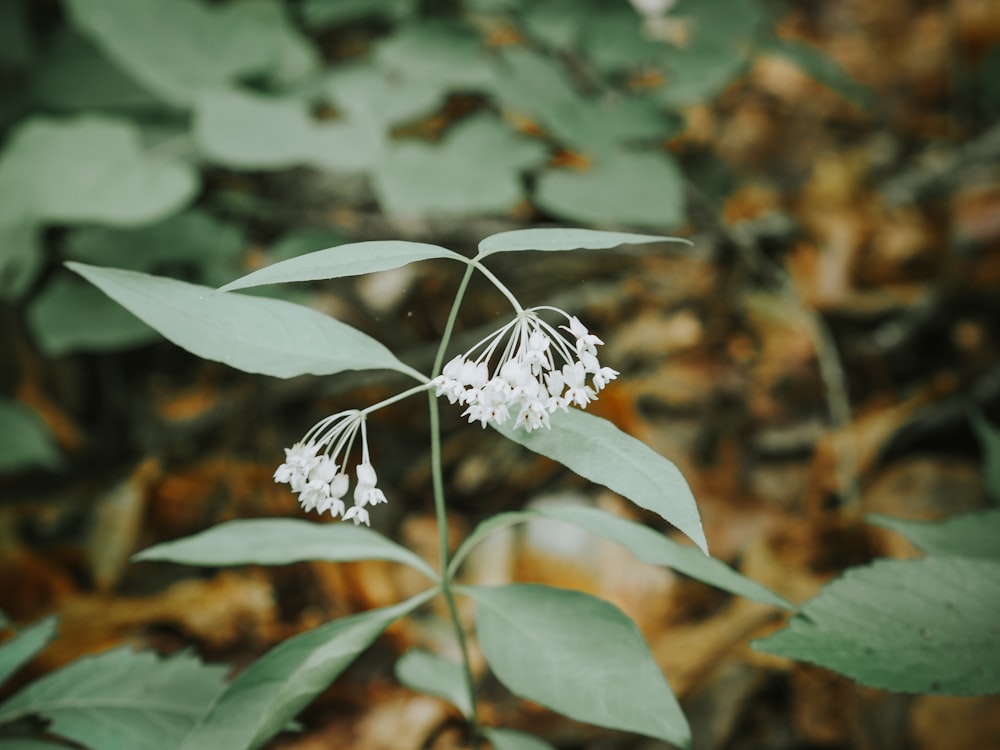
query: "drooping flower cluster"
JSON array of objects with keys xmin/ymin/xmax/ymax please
[
  {"xmin": 273, "ymin": 410, "xmax": 386, "ymax": 525},
  {"xmin": 431, "ymin": 307, "xmax": 618, "ymax": 432}
]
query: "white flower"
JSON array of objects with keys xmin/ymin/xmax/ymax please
[
  {"xmin": 434, "ymin": 306, "xmax": 617, "ymax": 432},
  {"xmin": 344, "ymin": 505, "xmax": 370, "ymax": 526},
  {"xmin": 274, "ymin": 412, "xmax": 390, "ymax": 524}
]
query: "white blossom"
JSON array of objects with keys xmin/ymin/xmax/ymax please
[
  {"xmin": 433, "ymin": 306, "xmax": 617, "ymax": 432},
  {"xmin": 274, "ymin": 411, "xmax": 388, "ymax": 525}
]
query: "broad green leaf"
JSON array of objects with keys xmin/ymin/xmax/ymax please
[
  {"xmin": 372, "ymin": 114, "xmax": 547, "ymax": 217},
  {"xmin": 302, "ymin": 0, "xmax": 416, "ymax": 29},
  {"xmin": 0, "ymin": 212, "xmax": 42, "ymax": 301},
  {"xmin": 134, "ymin": 518, "xmax": 437, "ymax": 581},
  {"xmin": 0, "ymin": 399, "xmax": 61, "ymax": 473},
  {"xmin": 535, "ymin": 149, "xmax": 686, "ymax": 228},
  {"xmin": 218, "ymin": 241, "xmax": 464, "ymax": 293},
  {"xmin": 753, "ymin": 557, "xmax": 1000, "ymax": 695},
  {"xmin": 462, "ymin": 584, "xmax": 689, "ymax": 747},
  {"xmin": 32, "ymin": 31, "xmax": 156, "ymax": 111},
  {"xmin": 521, "ymin": 0, "xmax": 589, "ymax": 49},
  {"xmin": 970, "ymin": 410, "xmax": 1000, "ymax": 501},
  {"xmin": 27, "ymin": 276, "xmax": 156, "ymax": 356},
  {"xmin": 375, "ymin": 20, "xmax": 492, "ymax": 91},
  {"xmin": 0, "ymin": 116, "xmax": 196, "ymax": 226},
  {"xmin": 482, "ymin": 727, "xmax": 557, "ymax": 750},
  {"xmin": 449, "ymin": 507, "xmax": 789, "ymax": 609},
  {"xmin": 867, "ymin": 510, "xmax": 1000, "ymax": 562},
  {"xmin": 477, "ymin": 227, "xmax": 684, "ymax": 257},
  {"xmin": 0, "ymin": 648, "xmax": 228, "ymax": 750},
  {"xmin": 179, "ymin": 590, "xmax": 435, "ymax": 750},
  {"xmin": 494, "ymin": 409, "xmax": 707, "ymax": 554},
  {"xmin": 580, "ymin": 4, "xmax": 663, "ymax": 74},
  {"xmin": 0, "ymin": 617, "xmax": 58, "ymax": 688},
  {"xmin": 67, "ymin": 263, "xmax": 421, "ymax": 380},
  {"xmin": 324, "ymin": 63, "xmax": 445, "ymax": 128},
  {"xmin": 394, "ymin": 649, "xmax": 471, "ymax": 717},
  {"xmin": 194, "ymin": 88, "xmax": 382, "ymax": 172},
  {"xmin": 491, "ymin": 47, "xmax": 668, "ymax": 152},
  {"xmin": 760, "ymin": 38, "xmax": 875, "ymax": 107},
  {"xmin": 65, "ymin": 0, "xmax": 289, "ymax": 106}
]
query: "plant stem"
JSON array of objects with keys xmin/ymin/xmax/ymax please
[
  {"xmin": 429, "ymin": 261, "xmax": 481, "ymax": 748},
  {"xmin": 470, "ymin": 258, "xmax": 523, "ymax": 315}
]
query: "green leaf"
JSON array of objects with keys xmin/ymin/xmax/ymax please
[
  {"xmin": 324, "ymin": 63, "xmax": 445, "ymax": 129},
  {"xmin": 372, "ymin": 114, "xmax": 547, "ymax": 217},
  {"xmin": 31, "ymin": 31, "xmax": 157, "ymax": 111},
  {"xmin": 867, "ymin": 510, "xmax": 1000, "ymax": 562},
  {"xmin": 535, "ymin": 149, "xmax": 686, "ymax": 228},
  {"xmin": 0, "ymin": 617, "xmax": 58, "ymax": 688},
  {"xmin": 0, "ymin": 648, "xmax": 228, "ymax": 750},
  {"xmin": 0, "ymin": 116, "xmax": 197, "ymax": 226},
  {"xmin": 521, "ymin": 0, "xmax": 589, "ymax": 50},
  {"xmin": 0, "ymin": 399, "xmax": 61, "ymax": 474},
  {"xmin": 970, "ymin": 410, "xmax": 1000, "ymax": 502},
  {"xmin": 0, "ymin": 211, "xmax": 42, "ymax": 301},
  {"xmin": 193, "ymin": 88, "xmax": 383, "ymax": 172},
  {"xmin": 134, "ymin": 518, "xmax": 438, "ymax": 581},
  {"xmin": 302, "ymin": 0, "xmax": 416, "ymax": 29},
  {"xmin": 28, "ymin": 276, "xmax": 156, "ymax": 356},
  {"xmin": 753, "ymin": 557, "xmax": 1000, "ymax": 695},
  {"xmin": 374, "ymin": 20, "xmax": 492, "ymax": 91},
  {"xmin": 494, "ymin": 409, "xmax": 707, "ymax": 554},
  {"xmin": 450, "ymin": 507, "xmax": 789, "ymax": 609},
  {"xmin": 66, "ymin": 263, "xmax": 420, "ymax": 380},
  {"xmin": 462, "ymin": 583, "xmax": 689, "ymax": 747},
  {"xmin": 482, "ymin": 727, "xmax": 557, "ymax": 750},
  {"xmin": 179, "ymin": 590, "xmax": 435, "ymax": 750},
  {"xmin": 394, "ymin": 649, "xmax": 471, "ymax": 717},
  {"xmin": 477, "ymin": 227, "xmax": 685, "ymax": 257},
  {"xmin": 760, "ymin": 38, "xmax": 875, "ymax": 107},
  {"xmin": 65, "ymin": 0, "xmax": 289, "ymax": 106},
  {"xmin": 218, "ymin": 241, "xmax": 464, "ymax": 293}
]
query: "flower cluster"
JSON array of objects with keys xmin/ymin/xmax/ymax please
[
  {"xmin": 431, "ymin": 307, "xmax": 618, "ymax": 432},
  {"xmin": 273, "ymin": 410, "xmax": 386, "ymax": 525}
]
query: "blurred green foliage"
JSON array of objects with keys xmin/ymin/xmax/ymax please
[{"xmin": 0, "ymin": 0, "xmax": 869, "ymax": 473}]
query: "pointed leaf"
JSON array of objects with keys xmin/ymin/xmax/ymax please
[
  {"xmin": 867, "ymin": 510, "xmax": 1000, "ymax": 562},
  {"xmin": 753, "ymin": 557, "xmax": 1000, "ymax": 695},
  {"xmin": 67, "ymin": 263, "xmax": 420, "ymax": 380},
  {"xmin": 462, "ymin": 583, "xmax": 689, "ymax": 747},
  {"xmin": 135, "ymin": 518, "xmax": 437, "ymax": 581},
  {"xmin": 179, "ymin": 590, "xmax": 436, "ymax": 750},
  {"xmin": 477, "ymin": 227, "xmax": 686, "ymax": 257},
  {"xmin": 482, "ymin": 727, "xmax": 557, "ymax": 750},
  {"xmin": 494, "ymin": 409, "xmax": 707, "ymax": 553},
  {"xmin": 218, "ymin": 241, "xmax": 465, "ymax": 293},
  {"xmin": 0, "ymin": 648, "xmax": 228, "ymax": 750},
  {"xmin": 394, "ymin": 649, "xmax": 471, "ymax": 717},
  {"xmin": 0, "ymin": 617, "xmax": 57, "ymax": 688},
  {"xmin": 450, "ymin": 507, "xmax": 788, "ymax": 609}
]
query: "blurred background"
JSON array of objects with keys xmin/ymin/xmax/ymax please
[{"xmin": 2, "ymin": 0, "xmax": 1000, "ymax": 748}]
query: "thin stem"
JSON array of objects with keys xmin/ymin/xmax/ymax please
[
  {"xmin": 429, "ymin": 261, "xmax": 482, "ymax": 748},
  {"xmin": 360, "ymin": 382, "xmax": 433, "ymax": 415},
  {"xmin": 470, "ymin": 258, "xmax": 523, "ymax": 314}
]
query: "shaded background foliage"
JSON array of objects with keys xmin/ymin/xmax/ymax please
[{"xmin": 2, "ymin": 0, "xmax": 1000, "ymax": 748}]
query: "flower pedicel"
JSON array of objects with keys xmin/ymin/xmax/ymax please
[{"xmin": 277, "ymin": 307, "xmax": 616, "ymax": 524}]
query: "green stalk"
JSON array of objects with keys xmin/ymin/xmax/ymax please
[{"xmin": 428, "ymin": 262, "xmax": 481, "ymax": 748}]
